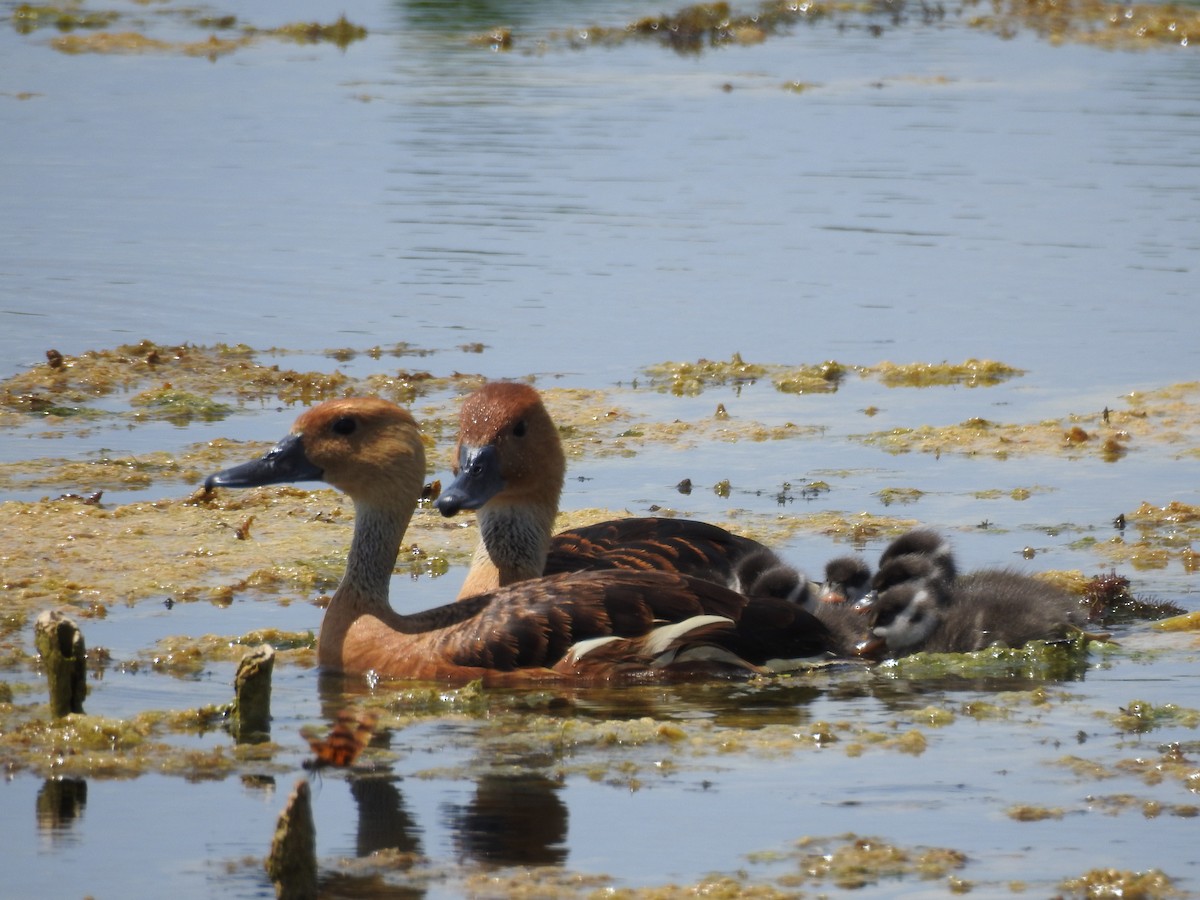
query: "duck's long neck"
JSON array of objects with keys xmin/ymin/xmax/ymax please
[
  {"xmin": 459, "ymin": 499, "xmax": 556, "ymax": 596},
  {"xmin": 319, "ymin": 498, "xmax": 414, "ymax": 664},
  {"xmin": 343, "ymin": 499, "xmax": 411, "ymax": 606}
]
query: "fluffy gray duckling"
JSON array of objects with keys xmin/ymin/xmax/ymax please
[
  {"xmin": 816, "ymin": 556, "xmax": 873, "ymax": 605},
  {"xmin": 857, "ymin": 568, "xmax": 1087, "ymax": 659}
]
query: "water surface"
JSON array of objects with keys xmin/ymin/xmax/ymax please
[{"xmin": 2, "ymin": 0, "xmax": 1199, "ymax": 896}]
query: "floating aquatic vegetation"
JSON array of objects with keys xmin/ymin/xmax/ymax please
[
  {"xmin": 1059, "ymin": 867, "xmax": 1182, "ymax": 899},
  {"xmin": 871, "ymin": 358, "xmax": 1024, "ymax": 388},
  {"xmin": 0, "ymin": 341, "xmax": 481, "ymax": 434},
  {"xmin": 856, "ymin": 383, "xmax": 1200, "ymax": 461},
  {"xmin": 21, "ymin": 4, "xmax": 369, "ymax": 57},
  {"xmin": 0, "ymin": 486, "xmax": 480, "ymax": 632},
  {"xmin": 272, "ymin": 15, "xmax": 366, "ymax": 48},
  {"xmin": 51, "ymin": 31, "xmax": 252, "ymax": 58},
  {"xmin": 1083, "ymin": 571, "xmax": 1185, "ymax": 624},
  {"xmin": 11, "ymin": 3, "xmax": 119, "ymax": 33},
  {"xmin": 642, "ymin": 352, "xmax": 768, "ymax": 395},
  {"xmin": 1154, "ymin": 611, "xmax": 1200, "ymax": 633},
  {"xmin": 1128, "ymin": 500, "xmax": 1200, "ymax": 526},
  {"xmin": 137, "ymin": 629, "xmax": 316, "ymax": 678},
  {"xmin": 781, "ymin": 834, "xmax": 968, "ymax": 890},
  {"xmin": 0, "ymin": 704, "xmax": 285, "ymax": 779},
  {"xmin": 386, "ymin": 680, "xmax": 490, "ymax": 717},
  {"xmin": 1092, "ymin": 500, "xmax": 1200, "ymax": 573},
  {"xmin": 130, "ymin": 386, "xmax": 234, "ymax": 425},
  {"xmin": 871, "ymin": 636, "xmax": 1095, "ymax": 682},
  {"xmin": 577, "ymin": 0, "xmax": 1195, "ymax": 53},
  {"xmin": 966, "ymin": 0, "xmax": 1198, "ymax": 48},
  {"xmin": 1109, "ymin": 699, "xmax": 1200, "ymax": 735},
  {"xmin": 772, "ymin": 360, "xmax": 848, "ymax": 394},
  {"xmin": 643, "ymin": 354, "xmax": 1027, "ymax": 397},
  {"xmin": 1007, "ymin": 804, "xmax": 1065, "ymax": 821},
  {"xmin": 875, "ymin": 486, "xmax": 924, "ymax": 506}
]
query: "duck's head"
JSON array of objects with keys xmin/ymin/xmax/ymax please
[
  {"xmin": 877, "ymin": 528, "xmax": 958, "ymax": 583},
  {"xmin": 855, "ymin": 580, "xmax": 944, "ymax": 659},
  {"xmin": 818, "ymin": 556, "xmax": 872, "ymax": 604},
  {"xmin": 206, "ymin": 397, "xmax": 426, "ymax": 505},
  {"xmin": 435, "ymin": 381, "xmax": 564, "ymax": 517},
  {"xmin": 871, "ymin": 553, "xmax": 946, "ymax": 595}
]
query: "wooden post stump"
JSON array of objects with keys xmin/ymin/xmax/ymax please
[
  {"xmin": 34, "ymin": 610, "xmax": 86, "ymax": 717},
  {"xmin": 266, "ymin": 777, "xmax": 318, "ymax": 899},
  {"xmin": 230, "ymin": 644, "xmax": 274, "ymax": 742}
]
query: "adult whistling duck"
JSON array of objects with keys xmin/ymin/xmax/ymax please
[
  {"xmin": 434, "ymin": 381, "xmax": 792, "ymax": 598},
  {"xmin": 204, "ymin": 398, "xmax": 831, "ymax": 683}
]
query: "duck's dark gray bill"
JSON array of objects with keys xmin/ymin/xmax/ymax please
[
  {"xmin": 434, "ymin": 444, "xmax": 504, "ymax": 517},
  {"xmin": 204, "ymin": 433, "xmax": 322, "ymax": 490}
]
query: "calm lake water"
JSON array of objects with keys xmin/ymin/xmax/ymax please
[{"xmin": 2, "ymin": 0, "xmax": 1199, "ymax": 896}]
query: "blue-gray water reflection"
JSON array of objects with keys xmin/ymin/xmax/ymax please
[{"xmin": 3, "ymin": 4, "xmax": 1199, "ymax": 392}]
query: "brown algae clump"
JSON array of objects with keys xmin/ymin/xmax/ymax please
[
  {"xmin": 51, "ymin": 31, "xmax": 250, "ymax": 57},
  {"xmin": 1007, "ymin": 804, "xmax": 1065, "ymax": 821},
  {"xmin": 966, "ymin": 0, "xmax": 1199, "ymax": 48},
  {"xmin": 642, "ymin": 352, "xmax": 769, "ymax": 395},
  {"xmin": 855, "ymin": 383, "xmax": 1200, "ymax": 461},
  {"xmin": 783, "ymin": 834, "xmax": 967, "ymax": 890},
  {"xmin": 772, "ymin": 361, "xmax": 849, "ymax": 395},
  {"xmin": 0, "ymin": 340, "xmax": 473, "ymax": 430},
  {"xmin": 272, "ymin": 15, "xmax": 367, "ymax": 48},
  {"xmin": 872, "ymin": 637, "xmax": 1094, "ymax": 682},
  {"xmin": 870, "ymin": 358, "xmax": 1024, "ymax": 388},
  {"xmin": 11, "ymin": 3, "xmax": 119, "ymax": 32},
  {"xmin": 0, "ymin": 707, "xmax": 276, "ymax": 779},
  {"xmin": 138, "ymin": 629, "xmax": 316, "ymax": 677},
  {"xmin": 1108, "ymin": 700, "xmax": 1200, "ymax": 734},
  {"xmin": 130, "ymin": 386, "xmax": 234, "ymax": 424},
  {"xmin": 1097, "ymin": 500, "xmax": 1200, "ymax": 573},
  {"xmin": 1059, "ymin": 868, "xmax": 1182, "ymax": 899}
]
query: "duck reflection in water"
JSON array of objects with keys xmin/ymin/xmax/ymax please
[{"xmin": 443, "ymin": 772, "xmax": 568, "ymax": 866}]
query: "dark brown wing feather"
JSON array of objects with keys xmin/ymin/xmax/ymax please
[
  {"xmin": 398, "ymin": 569, "xmax": 831, "ymax": 672},
  {"xmin": 725, "ymin": 594, "xmax": 837, "ymax": 661},
  {"xmin": 545, "ymin": 517, "xmax": 777, "ymax": 589}
]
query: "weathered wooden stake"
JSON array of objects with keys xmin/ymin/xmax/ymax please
[
  {"xmin": 34, "ymin": 610, "xmax": 87, "ymax": 717},
  {"xmin": 266, "ymin": 777, "xmax": 318, "ymax": 900},
  {"xmin": 230, "ymin": 644, "xmax": 275, "ymax": 742}
]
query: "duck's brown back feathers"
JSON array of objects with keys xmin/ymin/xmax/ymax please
[
  {"xmin": 383, "ymin": 568, "xmax": 831, "ymax": 679},
  {"xmin": 544, "ymin": 517, "xmax": 775, "ymax": 588}
]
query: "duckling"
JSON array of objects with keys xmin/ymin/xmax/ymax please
[
  {"xmin": 435, "ymin": 382, "xmax": 793, "ymax": 599},
  {"xmin": 871, "ymin": 528, "xmax": 958, "ymax": 595},
  {"xmin": 816, "ymin": 556, "xmax": 872, "ymax": 605},
  {"xmin": 857, "ymin": 568, "xmax": 1086, "ymax": 659},
  {"xmin": 204, "ymin": 398, "xmax": 833, "ymax": 683},
  {"xmin": 733, "ymin": 548, "xmax": 811, "ymax": 607},
  {"xmin": 733, "ymin": 554, "xmax": 867, "ymax": 658}
]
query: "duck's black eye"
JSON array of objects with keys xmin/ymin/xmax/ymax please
[
  {"xmin": 332, "ymin": 416, "xmax": 357, "ymax": 436},
  {"xmin": 512, "ymin": 420, "xmax": 527, "ymax": 438}
]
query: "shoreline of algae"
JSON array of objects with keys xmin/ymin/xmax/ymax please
[{"xmin": 3, "ymin": 343, "xmax": 1198, "ymax": 631}]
